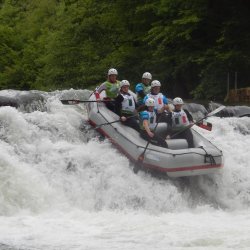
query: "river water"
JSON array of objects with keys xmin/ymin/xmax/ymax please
[{"xmin": 0, "ymin": 90, "xmax": 250, "ymax": 250}]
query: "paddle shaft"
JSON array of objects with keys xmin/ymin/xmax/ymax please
[
  {"xmin": 60, "ymin": 99, "xmax": 114, "ymax": 105},
  {"xmin": 137, "ymin": 112, "xmax": 165, "ymax": 163},
  {"xmin": 133, "ymin": 118, "xmax": 162, "ymax": 174}
]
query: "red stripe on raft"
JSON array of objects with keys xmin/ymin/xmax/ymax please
[
  {"xmin": 198, "ymin": 123, "xmax": 212, "ymax": 131},
  {"xmin": 88, "ymin": 119, "xmax": 223, "ymax": 173}
]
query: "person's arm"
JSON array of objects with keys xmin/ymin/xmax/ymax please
[
  {"xmin": 157, "ymin": 96, "xmax": 168, "ymax": 113},
  {"xmin": 137, "ymin": 90, "xmax": 145, "ymax": 99},
  {"xmin": 135, "ymin": 84, "xmax": 145, "ymax": 98},
  {"xmin": 184, "ymin": 109, "xmax": 194, "ymax": 122},
  {"xmin": 134, "ymin": 97, "xmax": 139, "ymax": 109},
  {"xmin": 114, "ymin": 94, "xmax": 124, "ymax": 116},
  {"xmin": 140, "ymin": 111, "xmax": 154, "ymax": 137},
  {"xmin": 98, "ymin": 82, "xmax": 106, "ymax": 93},
  {"xmin": 166, "ymin": 112, "xmax": 173, "ymax": 127},
  {"xmin": 143, "ymin": 95, "xmax": 148, "ymax": 104},
  {"xmin": 163, "ymin": 96, "xmax": 173, "ymax": 112},
  {"xmin": 165, "ymin": 112, "xmax": 173, "ymax": 138},
  {"xmin": 166, "ymin": 104, "xmax": 172, "ymax": 112},
  {"xmin": 137, "ymin": 104, "xmax": 146, "ymax": 112},
  {"xmin": 143, "ymin": 119, "xmax": 154, "ymax": 138}
]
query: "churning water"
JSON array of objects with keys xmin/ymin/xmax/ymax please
[{"xmin": 0, "ymin": 90, "xmax": 250, "ymax": 250}]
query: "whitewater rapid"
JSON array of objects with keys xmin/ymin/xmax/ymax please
[{"xmin": 0, "ymin": 90, "xmax": 250, "ymax": 249}]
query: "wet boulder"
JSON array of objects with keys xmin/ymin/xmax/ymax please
[
  {"xmin": 209, "ymin": 102, "xmax": 250, "ymax": 117},
  {"xmin": 0, "ymin": 96, "xmax": 19, "ymax": 108}
]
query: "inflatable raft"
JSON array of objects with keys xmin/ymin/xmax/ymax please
[{"xmin": 87, "ymin": 91, "xmax": 223, "ymax": 178}]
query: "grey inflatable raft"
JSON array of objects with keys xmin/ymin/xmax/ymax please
[{"xmin": 87, "ymin": 92, "xmax": 223, "ymax": 178}]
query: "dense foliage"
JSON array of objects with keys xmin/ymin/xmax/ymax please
[{"xmin": 1, "ymin": 0, "xmax": 250, "ymax": 100}]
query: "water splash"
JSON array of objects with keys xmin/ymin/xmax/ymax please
[{"xmin": 0, "ymin": 90, "xmax": 250, "ymax": 217}]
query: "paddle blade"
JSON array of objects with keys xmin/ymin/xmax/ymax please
[
  {"xmin": 207, "ymin": 105, "xmax": 226, "ymax": 117},
  {"xmin": 134, "ymin": 152, "xmax": 147, "ymax": 174},
  {"xmin": 138, "ymin": 154, "xmax": 145, "ymax": 162},
  {"xmin": 133, "ymin": 164, "xmax": 141, "ymax": 174}
]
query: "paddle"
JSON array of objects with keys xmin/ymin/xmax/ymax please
[
  {"xmin": 88, "ymin": 87, "xmax": 99, "ymax": 98},
  {"xmin": 171, "ymin": 105, "xmax": 226, "ymax": 139},
  {"xmin": 92, "ymin": 114, "xmax": 138, "ymax": 130},
  {"xmin": 60, "ymin": 99, "xmax": 114, "ymax": 105},
  {"xmin": 134, "ymin": 112, "xmax": 164, "ymax": 173}
]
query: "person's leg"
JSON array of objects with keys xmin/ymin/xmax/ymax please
[
  {"xmin": 173, "ymin": 129, "xmax": 194, "ymax": 148},
  {"xmin": 152, "ymin": 134, "xmax": 168, "ymax": 148},
  {"xmin": 140, "ymin": 130, "xmax": 149, "ymax": 141},
  {"xmin": 105, "ymin": 102, "xmax": 116, "ymax": 112},
  {"xmin": 182, "ymin": 129, "xmax": 194, "ymax": 148},
  {"xmin": 140, "ymin": 130, "xmax": 168, "ymax": 148},
  {"xmin": 157, "ymin": 112, "xmax": 172, "ymax": 137},
  {"xmin": 124, "ymin": 118, "xmax": 140, "ymax": 131},
  {"xmin": 156, "ymin": 112, "xmax": 169, "ymax": 123}
]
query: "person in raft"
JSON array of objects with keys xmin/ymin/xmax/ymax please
[
  {"xmin": 167, "ymin": 97, "xmax": 194, "ymax": 148},
  {"xmin": 135, "ymin": 72, "xmax": 152, "ymax": 106},
  {"xmin": 98, "ymin": 68, "xmax": 120, "ymax": 112},
  {"xmin": 143, "ymin": 80, "xmax": 171, "ymax": 123},
  {"xmin": 115, "ymin": 80, "xmax": 140, "ymax": 131},
  {"xmin": 139, "ymin": 97, "xmax": 168, "ymax": 148}
]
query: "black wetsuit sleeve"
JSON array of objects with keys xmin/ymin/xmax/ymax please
[
  {"xmin": 134, "ymin": 97, "xmax": 139, "ymax": 108},
  {"xmin": 184, "ymin": 109, "xmax": 194, "ymax": 122},
  {"xmin": 137, "ymin": 104, "xmax": 146, "ymax": 112},
  {"xmin": 166, "ymin": 112, "xmax": 173, "ymax": 127},
  {"xmin": 115, "ymin": 94, "xmax": 124, "ymax": 116}
]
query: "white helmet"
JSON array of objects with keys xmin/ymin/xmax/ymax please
[
  {"xmin": 108, "ymin": 68, "xmax": 118, "ymax": 75},
  {"xmin": 145, "ymin": 98, "xmax": 155, "ymax": 107},
  {"xmin": 142, "ymin": 72, "xmax": 152, "ymax": 80},
  {"xmin": 173, "ymin": 97, "xmax": 184, "ymax": 105},
  {"xmin": 120, "ymin": 80, "xmax": 130, "ymax": 88},
  {"xmin": 151, "ymin": 80, "xmax": 161, "ymax": 88}
]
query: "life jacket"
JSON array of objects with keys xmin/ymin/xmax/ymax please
[
  {"xmin": 171, "ymin": 109, "xmax": 190, "ymax": 130},
  {"xmin": 146, "ymin": 93, "xmax": 165, "ymax": 110},
  {"xmin": 120, "ymin": 93, "xmax": 136, "ymax": 115},
  {"xmin": 104, "ymin": 81, "xmax": 120, "ymax": 98},
  {"xmin": 140, "ymin": 110, "xmax": 157, "ymax": 131},
  {"xmin": 136, "ymin": 83, "xmax": 151, "ymax": 104}
]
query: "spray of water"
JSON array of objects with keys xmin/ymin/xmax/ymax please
[{"xmin": 0, "ymin": 90, "xmax": 250, "ymax": 217}]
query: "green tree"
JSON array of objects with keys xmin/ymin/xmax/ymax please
[{"xmin": 0, "ymin": 0, "xmax": 250, "ymax": 101}]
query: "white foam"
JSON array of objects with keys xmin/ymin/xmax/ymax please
[{"xmin": 1, "ymin": 92, "xmax": 250, "ymax": 249}]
